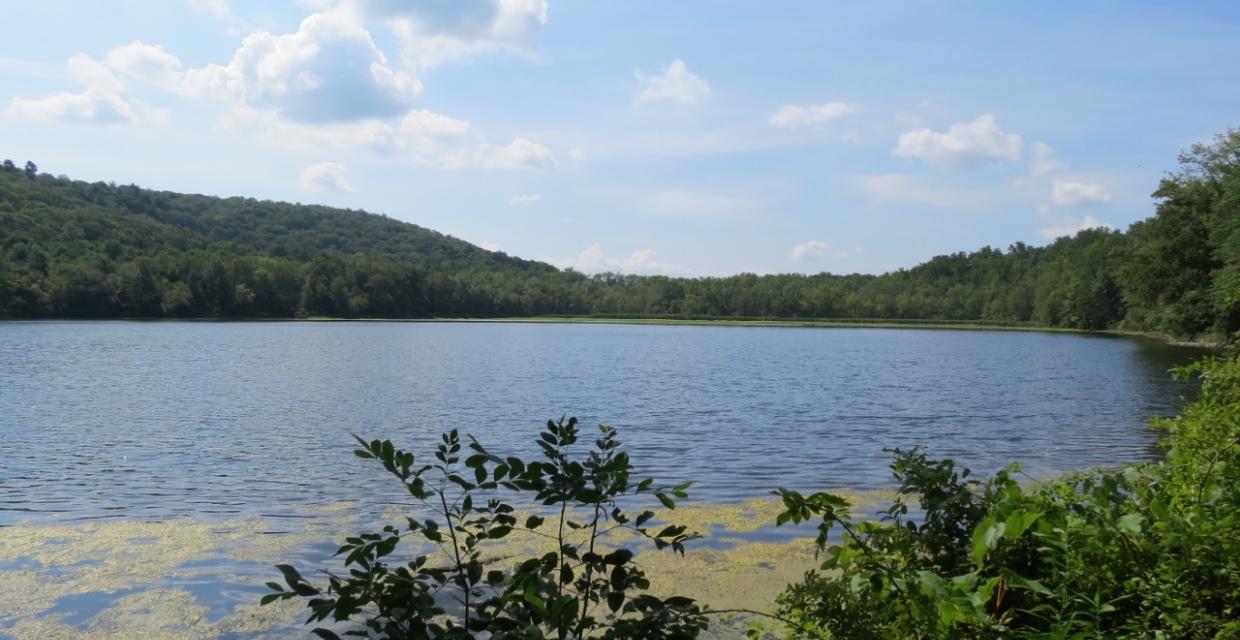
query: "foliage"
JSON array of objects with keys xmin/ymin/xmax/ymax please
[
  {"xmin": 3, "ymin": 128, "xmax": 1240, "ymax": 338},
  {"xmin": 263, "ymin": 418, "xmax": 706, "ymax": 639},
  {"xmin": 773, "ymin": 352, "xmax": 1240, "ymax": 639}
]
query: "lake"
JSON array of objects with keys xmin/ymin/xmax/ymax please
[
  {"xmin": 0, "ymin": 321, "xmax": 1203, "ymax": 525},
  {"xmin": 0, "ymin": 321, "xmax": 1206, "ymax": 637}
]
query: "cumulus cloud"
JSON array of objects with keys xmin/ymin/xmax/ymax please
[
  {"xmin": 509, "ymin": 193, "xmax": 542, "ymax": 205},
  {"xmin": 1050, "ymin": 180, "xmax": 1112, "ymax": 206},
  {"xmin": 62, "ymin": 5, "xmax": 420, "ymax": 127},
  {"xmin": 893, "ymin": 113, "xmax": 1023, "ymax": 165},
  {"xmin": 769, "ymin": 101, "xmax": 857, "ymax": 128},
  {"xmin": 551, "ymin": 243, "xmax": 683, "ymax": 275},
  {"xmin": 192, "ymin": 4, "xmax": 421, "ymax": 123},
  {"xmin": 634, "ymin": 59, "xmax": 710, "ymax": 106},
  {"xmin": 218, "ymin": 104, "xmax": 555, "ymax": 170},
  {"xmin": 478, "ymin": 137, "xmax": 558, "ymax": 171},
  {"xmin": 1031, "ymin": 142, "xmax": 1066, "ymax": 176},
  {"xmin": 398, "ymin": 109, "xmax": 470, "ymax": 137},
  {"xmin": 298, "ymin": 161, "xmax": 354, "ymax": 192},
  {"xmin": 790, "ymin": 240, "xmax": 861, "ymax": 261},
  {"xmin": 22, "ymin": 3, "xmax": 557, "ymax": 170},
  {"xmin": 791, "ymin": 241, "xmax": 827, "ymax": 260},
  {"xmin": 1039, "ymin": 215, "xmax": 1114, "ymax": 239},
  {"xmin": 5, "ymin": 54, "xmax": 150, "ymax": 125},
  {"xmin": 366, "ymin": 0, "xmax": 550, "ymax": 70},
  {"xmin": 105, "ymin": 41, "xmax": 187, "ymax": 93}
]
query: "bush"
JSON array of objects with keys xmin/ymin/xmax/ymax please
[
  {"xmin": 774, "ymin": 356, "xmax": 1240, "ymax": 639},
  {"xmin": 263, "ymin": 417, "xmax": 705, "ymax": 639}
]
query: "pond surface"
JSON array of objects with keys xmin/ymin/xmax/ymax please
[
  {"xmin": 0, "ymin": 321, "xmax": 1204, "ymax": 525},
  {"xmin": 0, "ymin": 321, "xmax": 1209, "ymax": 637}
]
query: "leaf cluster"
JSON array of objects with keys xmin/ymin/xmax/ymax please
[
  {"xmin": 774, "ymin": 354, "xmax": 1240, "ymax": 639},
  {"xmin": 263, "ymin": 417, "xmax": 705, "ymax": 639}
]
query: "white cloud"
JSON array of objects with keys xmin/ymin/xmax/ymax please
[
  {"xmin": 1039, "ymin": 215, "xmax": 1114, "ymax": 239},
  {"xmin": 478, "ymin": 240, "xmax": 503, "ymax": 252},
  {"xmin": 398, "ymin": 109, "xmax": 471, "ymax": 137},
  {"xmin": 509, "ymin": 193, "xmax": 542, "ymax": 205},
  {"xmin": 69, "ymin": 5, "xmax": 420, "ymax": 128},
  {"xmin": 1030, "ymin": 142, "xmax": 1066, "ymax": 176},
  {"xmin": 550, "ymin": 243, "xmax": 684, "ymax": 275},
  {"xmin": 6, "ymin": 55, "xmax": 145, "ymax": 125},
  {"xmin": 858, "ymin": 174, "xmax": 990, "ymax": 209},
  {"xmin": 791, "ymin": 240, "xmax": 827, "ymax": 260},
  {"xmin": 790, "ymin": 240, "xmax": 861, "ymax": 261},
  {"xmin": 11, "ymin": 2, "xmax": 556, "ymax": 169},
  {"xmin": 769, "ymin": 101, "xmax": 857, "ymax": 128},
  {"xmin": 187, "ymin": 0, "xmax": 234, "ymax": 20},
  {"xmin": 192, "ymin": 4, "xmax": 421, "ymax": 123},
  {"xmin": 41, "ymin": 4, "xmax": 555, "ymax": 170},
  {"xmin": 368, "ymin": 0, "xmax": 550, "ymax": 70},
  {"xmin": 105, "ymin": 41, "xmax": 186, "ymax": 92},
  {"xmin": 6, "ymin": 89, "xmax": 137, "ymax": 125},
  {"xmin": 298, "ymin": 161, "xmax": 354, "ymax": 192},
  {"xmin": 221, "ymin": 105, "xmax": 556, "ymax": 169},
  {"xmin": 634, "ymin": 59, "xmax": 710, "ymax": 106},
  {"xmin": 567, "ymin": 147, "xmax": 585, "ymax": 160},
  {"xmin": 1050, "ymin": 180, "xmax": 1111, "ymax": 206},
  {"xmin": 479, "ymin": 137, "xmax": 558, "ymax": 170},
  {"xmin": 893, "ymin": 113, "xmax": 1023, "ymax": 164}
]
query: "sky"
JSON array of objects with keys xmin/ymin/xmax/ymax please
[{"xmin": 2, "ymin": 1, "xmax": 1239, "ymax": 276}]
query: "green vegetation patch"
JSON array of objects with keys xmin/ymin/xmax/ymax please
[{"xmin": 4, "ymin": 129, "xmax": 1240, "ymax": 341}]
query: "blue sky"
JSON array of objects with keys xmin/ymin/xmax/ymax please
[{"xmin": 3, "ymin": 1, "xmax": 1239, "ymax": 276}]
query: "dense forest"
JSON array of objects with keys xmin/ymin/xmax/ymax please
[{"xmin": 2, "ymin": 129, "xmax": 1238, "ymax": 337}]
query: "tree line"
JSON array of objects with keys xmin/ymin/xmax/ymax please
[{"xmin": 2, "ymin": 128, "xmax": 1238, "ymax": 337}]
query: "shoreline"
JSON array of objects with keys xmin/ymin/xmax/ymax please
[{"xmin": 3, "ymin": 315, "xmax": 1224, "ymax": 347}]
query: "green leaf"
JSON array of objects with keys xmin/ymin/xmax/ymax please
[
  {"xmin": 523, "ymin": 586, "xmax": 546, "ymax": 611},
  {"xmin": 1004, "ymin": 510, "xmax": 1042, "ymax": 540},
  {"xmin": 971, "ymin": 517, "xmax": 1005, "ymax": 565},
  {"xmin": 1117, "ymin": 513, "xmax": 1143, "ymax": 535}
]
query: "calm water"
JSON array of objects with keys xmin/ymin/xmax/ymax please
[{"xmin": 0, "ymin": 321, "xmax": 1205, "ymax": 526}]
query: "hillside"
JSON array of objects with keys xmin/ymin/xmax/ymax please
[
  {"xmin": 0, "ymin": 165, "xmax": 577, "ymax": 318},
  {"xmin": 2, "ymin": 128, "xmax": 1238, "ymax": 337}
]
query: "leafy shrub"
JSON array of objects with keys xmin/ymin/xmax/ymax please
[
  {"xmin": 774, "ymin": 356, "xmax": 1240, "ymax": 639},
  {"xmin": 264, "ymin": 417, "xmax": 705, "ymax": 639}
]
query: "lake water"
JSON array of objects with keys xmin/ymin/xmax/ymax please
[
  {"xmin": 0, "ymin": 321, "xmax": 1204, "ymax": 526},
  {"xmin": 0, "ymin": 321, "xmax": 1208, "ymax": 637}
]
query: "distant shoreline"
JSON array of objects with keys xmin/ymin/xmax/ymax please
[{"xmin": 6, "ymin": 315, "xmax": 1222, "ymax": 347}]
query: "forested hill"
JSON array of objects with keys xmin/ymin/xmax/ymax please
[{"xmin": 2, "ymin": 128, "xmax": 1238, "ymax": 338}]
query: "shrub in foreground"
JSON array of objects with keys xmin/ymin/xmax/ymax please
[
  {"xmin": 774, "ymin": 356, "xmax": 1240, "ymax": 639},
  {"xmin": 263, "ymin": 418, "xmax": 703, "ymax": 639}
]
